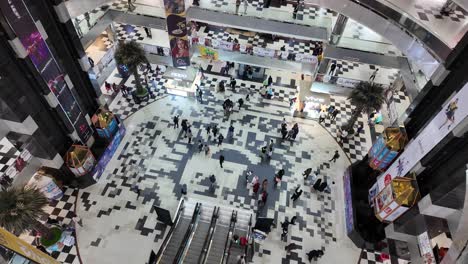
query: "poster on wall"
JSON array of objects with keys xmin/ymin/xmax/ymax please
[
  {"xmin": 163, "ymin": 0, "xmax": 190, "ymax": 68},
  {"xmin": 343, "ymin": 168, "xmax": 354, "ymax": 234},
  {"xmin": 0, "ymin": 0, "xmax": 93, "ymax": 144},
  {"xmin": 373, "ymin": 83, "xmax": 468, "ymax": 191},
  {"xmin": 198, "ymin": 46, "xmax": 219, "ymax": 61}
]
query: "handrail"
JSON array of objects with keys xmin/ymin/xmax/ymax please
[
  {"xmin": 198, "ymin": 207, "xmax": 219, "ymax": 264},
  {"xmin": 173, "ymin": 202, "xmax": 202, "ymax": 264},
  {"xmin": 245, "ymin": 215, "xmax": 252, "ymax": 262},
  {"xmin": 221, "ymin": 210, "xmax": 237, "ymax": 264},
  {"xmin": 153, "ymin": 199, "xmax": 185, "ymax": 264}
]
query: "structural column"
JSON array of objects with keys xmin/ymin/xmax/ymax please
[{"xmin": 330, "ymin": 14, "xmax": 348, "ymax": 45}]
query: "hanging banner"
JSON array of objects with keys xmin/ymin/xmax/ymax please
[
  {"xmin": 163, "ymin": 0, "xmax": 190, "ymax": 68},
  {"xmin": 0, "ymin": 0, "xmax": 93, "ymax": 144},
  {"xmin": 372, "ymin": 83, "xmax": 468, "ymax": 193}
]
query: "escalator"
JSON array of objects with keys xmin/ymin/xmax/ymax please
[
  {"xmin": 184, "ymin": 206, "xmax": 219, "ymax": 264},
  {"xmin": 204, "ymin": 208, "xmax": 236, "ymax": 264},
  {"xmin": 226, "ymin": 211, "xmax": 252, "ymax": 264},
  {"xmin": 156, "ymin": 200, "xmax": 201, "ymax": 264}
]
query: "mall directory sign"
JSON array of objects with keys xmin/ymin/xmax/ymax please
[
  {"xmin": 370, "ymin": 82, "xmax": 468, "ymax": 198},
  {"xmin": 163, "ymin": 0, "xmax": 190, "ymax": 68},
  {"xmin": 0, "ymin": 0, "xmax": 93, "ymax": 144}
]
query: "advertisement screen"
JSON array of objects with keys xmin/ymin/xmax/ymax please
[
  {"xmin": 374, "ymin": 83, "xmax": 468, "ymax": 190},
  {"xmin": 343, "ymin": 168, "xmax": 354, "ymax": 234},
  {"xmin": 0, "ymin": 0, "xmax": 92, "ymax": 143}
]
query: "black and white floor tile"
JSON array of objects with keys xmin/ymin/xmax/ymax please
[
  {"xmin": 19, "ymin": 188, "xmax": 81, "ymax": 264},
  {"xmin": 0, "ymin": 137, "xmax": 19, "ymax": 175},
  {"xmin": 414, "ymin": 2, "xmax": 468, "ymax": 22}
]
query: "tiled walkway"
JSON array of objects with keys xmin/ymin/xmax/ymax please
[
  {"xmin": 19, "ymin": 188, "xmax": 81, "ymax": 264},
  {"xmin": 76, "ymin": 68, "xmax": 361, "ymax": 264}
]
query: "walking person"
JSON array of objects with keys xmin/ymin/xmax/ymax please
[
  {"xmin": 331, "ymin": 109, "xmax": 339, "ymax": 120},
  {"xmin": 259, "ymin": 190, "xmax": 268, "ymax": 207},
  {"xmin": 238, "ymin": 98, "xmax": 244, "ymax": 109},
  {"xmin": 198, "ymin": 140, "xmax": 203, "ymax": 153},
  {"xmin": 307, "ymin": 249, "xmax": 324, "ymax": 262},
  {"xmin": 212, "ymin": 125, "xmax": 219, "ymax": 137},
  {"xmin": 144, "ymin": 27, "xmax": 152, "ymax": 38},
  {"xmin": 291, "ymin": 123, "xmax": 299, "ymax": 140},
  {"xmin": 218, "ymin": 134, "xmax": 224, "ymax": 146},
  {"xmin": 72, "ymin": 214, "xmax": 83, "ymax": 227},
  {"xmin": 262, "ymin": 179, "xmax": 268, "ymax": 191},
  {"xmin": 131, "ymin": 184, "xmax": 141, "ymax": 200},
  {"xmin": 290, "ymin": 186, "xmax": 303, "ymax": 202},
  {"xmin": 281, "ymin": 126, "xmax": 288, "ymax": 140},
  {"xmin": 318, "ymin": 110, "xmax": 327, "ymax": 124},
  {"xmin": 329, "ymin": 150, "xmax": 340, "ymax": 163},
  {"xmin": 209, "ymin": 174, "xmax": 216, "ymax": 193},
  {"xmin": 204, "ymin": 144, "xmax": 210, "ymax": 156},
  {"xmin": 230, "ymin": 77, "xmax": 237, "ymax": 91},
  {"xmin": 302, "ymin": 168, "xmax": 313, "ymax": 180},
  {"xmin": 329, "ymin": 61, "xmax": 337, "ymax": 75},
  {"xmin": 293, "ymin": 4, "xmax": 299, "ymax": 19},
  {"xmin": 313, "ymin": 178, "xmax": 322, "ymax": 191},
  {"xmin": 235, "ymin": 0, "xmax": 241, "ymax": 14},
  {"xmin": 173, "ymin": 115, "xmax": 179, "ymax": 129},
  {"xmin": 228, "ymin": 123, "xmax": 235, "ymax": 139},
  {"xmin": 354, "ymin": 124, "xmax": 364, "ymax": 136},
  {"xmin": 369, "ymin": 68, "xmax": 378, "ymax": 82},
  {"xmin": 243, "ymin": 0, "xmax": 248, "ymax": 14},
  {"xmin": 285, "ymin": 243, "xmax": 300, "ymax": 253},
  {"xmin": 252, "ymin": 180, "xmax": 260, "ymax": 194},
  {"xmin": 187, "ymin": 129, "xmax": 193, "ymax": 144},
  {"xmin": 206, "ymin": 125, "xmax": 211, "ymax": 136},
  {"xmin": 196, "ymin": 85, "xmax": 203, "ymax": 103},
  {"xmin": 219, "ymin": 154, "xmax": 225, "ymax": 168}
]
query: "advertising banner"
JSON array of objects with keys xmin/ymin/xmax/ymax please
[
  {"xmin": 0, "ymin": 0, "xmax": 92, "ymax": 144},
  {"xmin": 374, "ymin": 83, "xmax": 468, "ymax": 191},
  {"xmin": 336, "ymin": 78, "xmax": 361, "ymax": 88},
  {"xmin": 417, "ymin": 232, "xmax": 436, "ymax": 264},
  {"xmin": 91, "ymin": 125, "xmax": 126, "ymax": 181},
  {"xmin": 198, "ymin": 46, "xmax": 219, "ymax": 61},
  {"xmin": 163, "ymin": 0, "xmax": 190, "ymax": 68},
  {"xmin": 218, "ymin": 40, "xmax": 234, "ymax": 51},
  {"xmin": 343, "ymin": 167, "xmax": 354, "ymax": 234}
]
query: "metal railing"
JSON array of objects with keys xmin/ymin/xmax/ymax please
[
  {"xmin": 221, "ymin": 210, "xmax": 237, "ymax": 264},
  {"xmin": 198, "ymin": 206, "xmax": 220, "ymax": 264},
  {"xmin": 174, "ymin": 202, "xmax": 202, "ymax": 264},
  {"xmin": 153, "ymin": 199, "xmax": 185, "ymax": 264}
]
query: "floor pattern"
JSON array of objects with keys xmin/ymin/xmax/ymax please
[
  {"xmin": 414, "ymin": 2, "xmax": 468, "ymax": 22},
  {"xmin": 77, "ymin": 78, "xmax": 356, "ymax": 263},
  {"xmin": 0, "ymin": 137, "xmax": 19, "ymax": 176},
  {"xmin": 327, "ymin": 60, "xmax": 400, "ymax": 87},
  {"xmin": 19, "ymin": 187, "xmax": 81, "ymax": 264}
]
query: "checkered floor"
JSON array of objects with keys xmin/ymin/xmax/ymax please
[
  {"xmin": 414, "ymin": 3, "xmax": 468, "ymax": 22},
  {"xmin": 108, "ymin": 64, "xmax": 168, "ymax": 119},
  {"xmin": 115, "ymin": 23, "xmax": 146, "ymax": 42},
  {"xmin": 19, "ymin": 187, "xmax": 80, "ymax": 264},
  {"xmin": 360, "ymin": 249, "xmax": 386, "ymax": 264},
  {"xmin": 0, "ymin": 137, "xmax": 20, "ymax": 175}
]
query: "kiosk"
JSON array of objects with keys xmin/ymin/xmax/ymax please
[
  {"xmin": 163, "ymin": 67, "xmax": 201, "ymax": 97},
  {"xmin": 65, "ymin": 145, "xmax": 96, "ymax": 177},
  {"xmin": 368, "ymin": 127, "xmax": 407, "ymax": 171},
  {"xmin": 92, "ymin": 108, "xmax": 118, "ymax": 139}
]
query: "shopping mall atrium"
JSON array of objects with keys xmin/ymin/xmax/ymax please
[{"xmin": 0, "ymin": 0, "xmax": 467, "ymax": 263}]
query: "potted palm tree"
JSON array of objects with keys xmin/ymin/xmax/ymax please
[
  {"xmin": 344, "ymin": 81, "xmax": 385, "ymax": 133},
  {"xmin": 0, "ymin": 186, "xmax": 62, "ymax": 246},
  {"xmin": 114, "ymin": 41, "xmax": 149, "ymax": 102}
]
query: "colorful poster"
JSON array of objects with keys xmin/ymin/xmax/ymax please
[
  {"xmin": 0, "ymin": 0, "xmax": 93, "ymax": 144},
  {"xmin": 163, "ymin": 0, "xmax": 190, "ymax": 68},
  {"xmin": 343, "ymin": 167, "xmax": 354, "ymax": 234},
  {"xmin": 374, "ymin": 83, "xmax": 468, "ymax": 190},
  {"xmin": 198, "ymin": 46, "xmax": 219, "ymax": 61},
  {"xmin": 417, "ymin": 232, "xmax": 436, "ymax": 264}
]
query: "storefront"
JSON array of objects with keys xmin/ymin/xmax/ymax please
[{"xmin": 163, "ymin": 67, "xmax": 201, "ymax": 97}]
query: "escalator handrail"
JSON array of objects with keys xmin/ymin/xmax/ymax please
[
  {"xmin": 245, "ymin": 214, "xmax": 252, "ymax": 262},
  {"xmin": 198, "ymin": 206, "xmax": 219, "ymax": 264},
  {"xmin": 221, "ymin": 210, "xmax": 237, "ymax": 264},
  {"xmin": 173, "ymin": 202, "xmax": 202, "ymax": 264},
  {"xmin": 154, "ymin": 199, "xmax": 185, "ymax": 263}
]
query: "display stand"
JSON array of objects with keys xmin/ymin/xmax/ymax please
[
  {"xmin": 163, "ymin": 67, "xmax": 201, "ymax": 97},
  {"xmin": 374, "ymin": 176, "xmax": 420, "ymax": 222},
  {"xmin": 368, "ymin": 127, "xmax": 407, "ymax": 171},
  {"xmin": 27, "ymin": 170, "xmax": 63, "ymax": 200},
  {"xmin": 92, "ymin": 108, "xmax": 118, "ymax": 139},
  {"xmin": 65, "ymin": 145, "xmax": 96, "ymax": 177}
]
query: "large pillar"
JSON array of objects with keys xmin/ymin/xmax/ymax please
[{"xmin": 330, "ymin": 14, "xmax": 348, "ymax": 45}]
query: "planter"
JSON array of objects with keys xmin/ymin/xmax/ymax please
[
  {"xmin": 40, "ymin": 227, "xmax": 63, "ymax": 247},
  {"xmin": 132, "ymin": 89, "xmax": 149, "ymax": 103}
]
